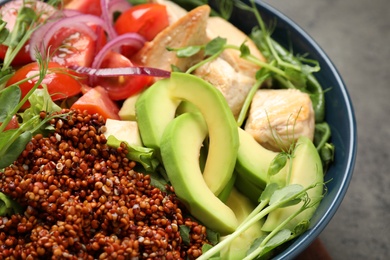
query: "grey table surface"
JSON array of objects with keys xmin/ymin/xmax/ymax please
[{"xmin": 261, "ymin": 0, "xmax": 390, "ymax": 259}]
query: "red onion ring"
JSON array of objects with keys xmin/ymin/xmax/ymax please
[
  {"xmin": 100, "ymin": 0, "xmax": 118, "ymax": 40},
  {"xmin": 108, "ymin": 0, "xmax": 132, "ymax": 17},
  {"xmin": 91, "ymin": 33, "xmax": 146, "ymax": 70},
  {"xmin": 69, "ymin": 65, "xmax": 171, "ymax": 78}
]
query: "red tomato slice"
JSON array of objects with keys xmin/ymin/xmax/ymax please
[
  {"xmin": 94, "ymin": 51, "xmax": 153, "ymax": 100},
  {"xmin": 0, "ymin": 0, "xmax": 56, "ymax": 65},
  {"xmin": 114, "ymin": 3, "xmax": 169, "ymax": 41},
  {"xmin": 71, "ymin": 86, "xmax": 120, "ymax": 120},
  {"xmin": 6, "ymin": 62, "xmax": 83, "ymax": 109},
  {"xmin": 48, "ymin": 27, "xmax": 96, "ymax": 67},
  {"xmin": 64, "ymin": 0, "xmax": 102, "ymax": 16}
]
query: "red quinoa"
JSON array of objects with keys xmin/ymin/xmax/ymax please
[{"xmin": 0, "ymin": 109, "xmax": 210, "ymax": 259}]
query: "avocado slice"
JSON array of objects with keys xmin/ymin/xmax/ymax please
[
  {"xmin": 261, "ymin": 136, "xmax": 324, "ymax": 232},
  {"xmin": 118, "ymin": 93, "xmax": 141, "ymax": 121},
  {"xmin": 136, "ymin": 72, "xmax": 239, "ymax": 195},
  {"xmin": 235, "ymin": 172, "xmax": 263, "ymax": 204},
  {"xmin": 235, "ymin": 128, "xmax": 285, "ymax": 189},
  {"xmin": 160, "ymin": 112, "xmax": 238, "ymax": 235},
  {"xmin": 220, "ymin": 188, "xmax": 266, "ymax": 259}
]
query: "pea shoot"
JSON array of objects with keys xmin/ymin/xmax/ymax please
[{"xmin": 0, "ymin": 2, "xmax": 65, "ymax": 169}]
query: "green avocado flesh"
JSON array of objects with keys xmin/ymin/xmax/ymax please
[
  {"xmin": 135, "ymin": 72, "xmax": 239, "ymax": 195},
  {"xmin": 118, "ymin": 93, "xmax": 141, "ymax": 121},
  {"xmin": 221, "ymin": 188, "xmax": 266, "ymax": 259},
  {"xmin": 261, "ymin": 136, "xmax": 324, "ymax": 232},
  {"xmin": 160, "ymin": 112, "xmax": 238, "ymax": 235},
  {"xmin": 235, "ymin": 128, "xmax": 281, "ymax": 190}
]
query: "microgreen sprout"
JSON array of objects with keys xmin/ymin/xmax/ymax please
[{"xmin": 198, "ymin": 181, "xmax": 324, "ymax": 260}]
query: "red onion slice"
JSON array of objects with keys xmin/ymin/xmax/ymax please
[
  {"xmin": 29, "ymin": 22, "xmax": 53, "ymax": 60},
  {"xmin": 42, "ymin": 14, "xmax": 112, "ymax": 48},
  {"xmin": 69, "ymin": 65, "xmax": 171, "ymax": 78},
  {"xmin": 100, "ymin": 0, "xmax": 118, "ymax": 40},
  {"xmin": 91, "ymin": 33, "xmax": 146, "ymax": 70},
  {"xmin": 108, "ymin": 0, "xmax": 132, "ymax": 16}
]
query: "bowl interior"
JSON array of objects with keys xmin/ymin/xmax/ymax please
[{"xmin": 217, "ymin": 1, "xmax": 357, "ymax": 258}]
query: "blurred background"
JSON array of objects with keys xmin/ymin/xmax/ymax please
[{"xmin": 261, "ymin": 0, "xmax": 390, "ymax": 259}]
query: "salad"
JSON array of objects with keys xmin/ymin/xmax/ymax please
[{"xmin": 0, "ymin": 0, "xmax": 335, "ymax": 259}]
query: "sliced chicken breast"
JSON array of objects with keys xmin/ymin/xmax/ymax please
[
  {"xmin": 206, "ymin": 16, "xmax": 266, "ymax": 78},
  {"xmin": 194, "ymin": 15, "xmax": 266, "ymax": 118},
  {"xmin": 133, "ymin": 5, "xmax": 210, "ymax": 72},
  {"xmin": 194, "ymin": 55, "xmax": 255, "ymax": 119},
  {"xmin": 244, "ymin": 89, "xmax": 315, "ymax": 152}
]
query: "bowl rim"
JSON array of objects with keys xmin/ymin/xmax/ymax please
[{"xmin": 252, "ymin": 1, "xmax": 357, "ymax": 259}]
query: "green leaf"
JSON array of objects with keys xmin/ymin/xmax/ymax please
[
  {"xmin": 0, "ymin": 67, "xmax": 14, "ymax": 86},
  {"xmin": 268, "ymin": 153, "xmax": 288, "ymax": 177},
  {"xmin": 172, "ymin": 46, "xmax": 203, "ymax": 58},
  {"xmin": 179, "ymin": 225, "xmax": 191, "ymax": 245},
  {"xmin": 239, "ymin": 42, "xmax": 251, "ymax": 58},
  {"xmin": 262, "ymin": 229, "xmax": 292, "ymax": 250},
  {"xmin": 4, "ymin": 7, "xmax": 37, "ymax": 47},
  {"xmin": 202, "ymin": 243, "xmax": 220, "ymax": 259},
  {"xmin": 269, "ymin": 184, "xmax": 304, "ymax": 206},
  {"xmin": 0, "ymin": 192, "xmax": 23, "ymax": 216},
  {"xmin": 292, "ymin": 220, "xmax": 310, "ymax": 236},
  {"xmin": 0, "ymin": 131, "xmax": 32, "ymax": 169},
  {"xmin": 206, "ymin": 228, "xmax": 220, "ymax": 245},
  {"xmin": 106, "ymin": 135, "xmax": 160, "ymax": 172},
  {"xmin": 19, "ymin": 86, "xmax": 61, "ymax": 135},
  {"xmin": 260, "ymin": 183, "xmax": 279, "ymax": 202},
  {"xmin": 0, "ymin": 85, "xmax": 21, "ymax": 123},
  {"xmin": 246, "ymin": 235, "xmax": 266, "ymax": 256},
  {"xmin": 144, "ymin": 169, "xmax": 169, "ymax": 192},
  {"xmin": 0, "ymin": 20, "xmax": 9, "ymax": 44},
  {"xmin": 204, "ymin": 37, "xmax": 226, "ymax": 56},
  {"xmin": 284, "ymin": 67, "xmax": 307, "ymax": 89},
  {"xmin": 320, "ymin": 143, "xmax": 335, "ymax": 172}
]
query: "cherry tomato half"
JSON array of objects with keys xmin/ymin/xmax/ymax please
[
  {"xmin": 64, "ymin": 0, "xmax": 102, "ymax": 16},
  {"xmin": 114, "ymin": 3, "xmax": 169, "ymax": 41},
  {"xmin": 6, "ymin": 62, "xmax": 83, "ymax": 109},
  {"xmin": 71, "ymin": 86, "xmax": 120, "ymax": 120},
  {"xmin": 48, "ymin": 27, "xmax": 97, "ymax": 67}
]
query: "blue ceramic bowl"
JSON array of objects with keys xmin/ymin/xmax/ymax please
[
  {"xmin": 222, "ymin": 1, "xmax": 357, "ymax": 259},
  {"xmin": 0, "ymin": 0, "xmax": 356, "ymax": 258}
]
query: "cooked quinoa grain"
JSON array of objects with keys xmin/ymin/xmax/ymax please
[{"xmin": 0, "ymin": 109, "xmax": 210, "ymax": 259}]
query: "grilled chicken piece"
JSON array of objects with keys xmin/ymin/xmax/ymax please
[
  {"xmin": 193, "ymin": 54, "xmax": 256, "ymax": 119},
  {"xmin": 206, "ymin": 16, "xmax": 266, "ymax": 78},
  {"xmin": 194, "ymin": 16, "xmax": 266, "ymax": 118},
  {"xmin": 244, "ymin": 89, "xmax": 315, "ymax": 152},
  {"xmin": 133, "ymin": 5, "xmax": 210, "ymax": 72}
]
